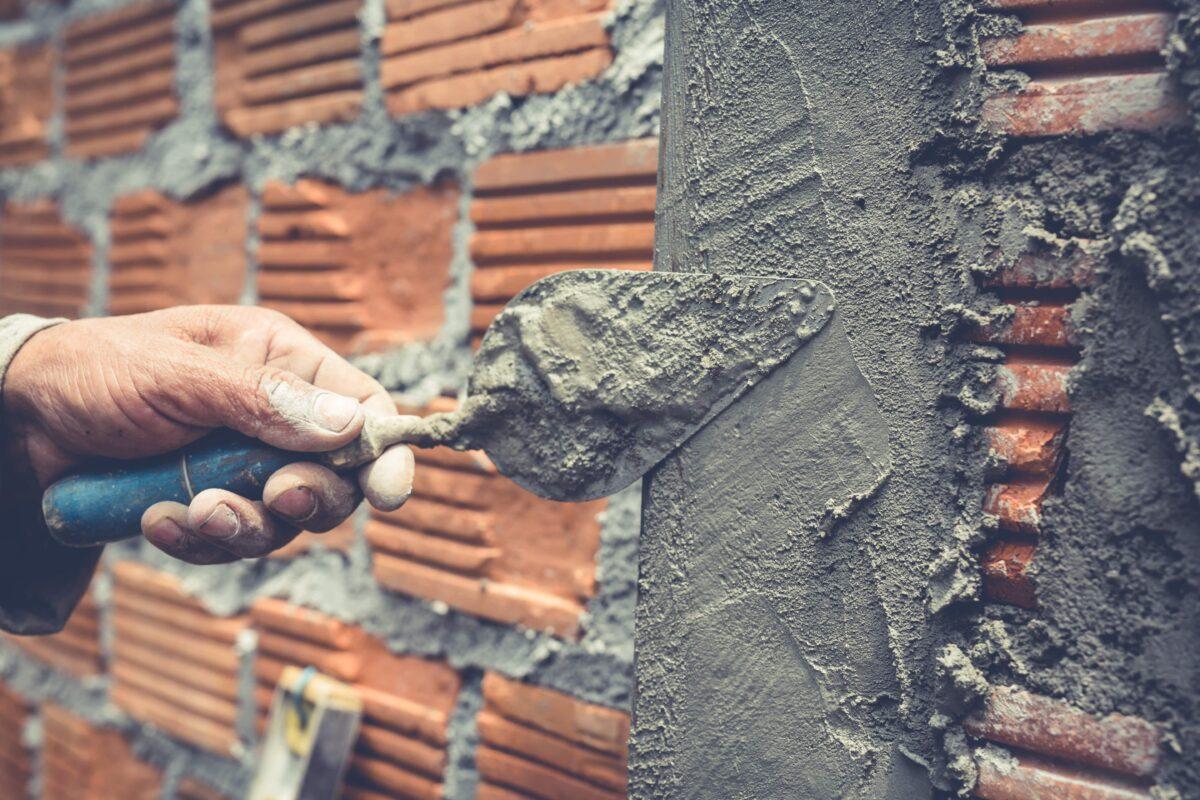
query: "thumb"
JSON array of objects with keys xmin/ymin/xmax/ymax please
[{"xmin": 191, "ymin": 360, "xmax": 366, "ymax": 453}]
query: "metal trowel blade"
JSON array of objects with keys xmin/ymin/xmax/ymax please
[{"xmin": 425, "ymin": 269, "xmax": 839, "ymax": 502}]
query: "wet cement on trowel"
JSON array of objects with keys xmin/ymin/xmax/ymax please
[{"xmin": 400, "ymin": 270, "xmax": 836, "ymax": 501}]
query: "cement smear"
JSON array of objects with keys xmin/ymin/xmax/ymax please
[{"xmin": 407, "ymin": 271, "xmax": 835, "ymax": 501}]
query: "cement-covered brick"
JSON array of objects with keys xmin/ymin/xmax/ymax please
[
  {"xmin": 0, "ymin": 200, "xmax": 92, "ymax": 318},
  {"xmin": 63, "ymin": 1, "xmax": 179, "ymax": 158},
  {"xmin": 213, "ymin": 0, "xmax": 364, "ymax": 137},
  {"xmin": 108, "ymin": 185, "xmax": 249, "ymax": 315},
  {"xmin": 256, "ymin": 177, "xmax": 458, "ymax": 355}
]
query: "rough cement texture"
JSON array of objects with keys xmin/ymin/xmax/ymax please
[
  {"xmin": 408, "ymin": 271, "xmax": 835, "ymax": 501},
  {"xmin": 0, "ymin": 0, "xmax": 665, "ymax": 794}
]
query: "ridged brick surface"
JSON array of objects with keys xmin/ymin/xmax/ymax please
[
  {"xmin": 63, "ymin": 1, "xmax": 178, "ymax": 158},
  {"xmin": 969, "ymin": 686, "xmax": 1160, "ymax": 799},
  {"xmin": 468, "ymin": 139, "xmax": 657, "ymax": 345},
  {"xmin": 476, "ymin": 672, "xmax": 628, "ymax": 799},
  {"xmin": 4, "ymin": 589, "xmax": 102, "ymax": 678},
  {"xmin": 251, "ymin": 598, "xmax": 460, "ymax": 798},
  {"xmin": 109, "ymin": 186, "xmax": 249, "ymax": 315},
  {"xmin": 256, "ymin": 178, "xmax": 458, "ymax": 354},
  {"xmin": 979, "ymin": 0, "xmax": 1185, "ymax": 136},
  {"xmin": 110, "ymin": 561, "xmax": 247, "ymax": 756},
  {"xmin": 382, "ymin": 0, "xmax": 614, "ymax": 115},
  {"xmin": 0, "ymin": 683, "xmax": 31, "ymax": 798},
  {"xmin": 212, "ymin": 0, "xmax": 364, "ymax": 137},
  {"xmin": 369, "ymin": 397, "xmax": 605, "ymax": 638},
  {"xmin": 41, "ymin": 703, "xmax": 164, "ymax": 799},
  {"xmin": 0, "ymin": 201, "xmax": 92, "ymax": 318},
  {"xmin": 0, "ymin": 42, "xmax": 53, "ymax": 166}
]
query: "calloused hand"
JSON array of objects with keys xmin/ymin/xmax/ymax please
[{"xmin": 2, "ymin": 306, "xmax": 413, "ymax": 563}]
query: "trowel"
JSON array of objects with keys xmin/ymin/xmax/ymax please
[{"xmin": 43, "ymin": 269, "xmax": 849, "ymax": 547}]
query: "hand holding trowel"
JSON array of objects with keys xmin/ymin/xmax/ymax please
[{"xmin": 42, "ymin": 269, "xmax": 848, "ymax": 547}]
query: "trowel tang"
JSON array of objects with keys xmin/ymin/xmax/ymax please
[{"xmin": 42, "ymin": 430, "xmax": 307, "ymax": 547}]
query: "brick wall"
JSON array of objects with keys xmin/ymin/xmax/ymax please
[{"xmin": 0, "ymin": 0, "xmax": 658, "ymax": 794}]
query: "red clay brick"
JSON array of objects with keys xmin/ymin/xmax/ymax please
[
  {"xmin": 0, "ymin": 683, "xmax": 32, "ymax": 798},
  {"xmin": 0, "ymin": 42, "xmax": 53, "ymax": 167},
  {"xmin": 63, "ymin": 2, "xmax": 177, "ymax": 158},
  {"xmin": 982, "ymin": 73, "xmax": 1185, "ymax": 137},
  {"xmin": 967, "ymin": 686, "xmax": 1161, "ymax": 779},
  {"xmin": 108, "ymin": 185, "xmax": 249, "ymax": 315},
  {"xmin": 984, "ymin": 477, "xmax": 1052, "ymax": 533},
  {"xmin": 382, "ymin": 0, "xmax": 614, "ymax": 114},
  {"xmin": 213, "ymin": 0, "xmax": 364, "ymax": 137},
  {"xmin": 997, "ymin": 357, "xmax": 1071, "ymax": 414},
  {"xmin": 0, "ymin": 201, "xmax": 92, "ymax": 318},
  {"xmin": 256, "ymin": 178, "xmax": 457, "ymax": 354},
  {"xmin": 468, "ymin": 140, "xmax": 656, "ymax": 340},
  {"xmin": 974, "ymin": 749, "xmax": 1153, "ymax": 800},
  {"xmin": 982, "ymin": 13, "xmax": 1172, "ymax": 68},
  {"xmin": 985, "ymin": 416, "xmax": 1067, "ymax": 476},
  {"xmin": 176, "ymin": 778, "xmax": 231, "ymax": 800},
  {"xmin": 41, "ymin": 704, "xmax": 164, "ymax": 800},
  {"xmin": 982, "ymin": 539, "xmax": 1038, "ymax": 608},
  {"xmin": 477, "ymin": 673, "xmax": 628, "ymax": 799},
  {"xmin": 984, "ymin": 242, "xmax": 1100, "ymax": 289},
  {"xmin": 971, "ymin": 304, "xmax": 1077, "ymax": 349},
  {"xmin": 4, "ymin": 588, "xmax": 103, "ymax": 678},
  {"xmin": 251, "ymin": 599, "xmax": 460, "ymax": 796},
  {"xmin": 110, "ymin": 562, "xmax": 248, "ymax": 755},
  {"xmin": 368, "ymin": 400, "xmax": 604, "ymax": 638}
]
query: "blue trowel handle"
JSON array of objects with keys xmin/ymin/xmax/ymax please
[{"xmin": 42, "ymin": 430, "xmax": 300, "ymax": 548}]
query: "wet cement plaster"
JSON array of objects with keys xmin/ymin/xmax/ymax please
[{"xmin": 0, "ymin": 0, "xmax": 666, "ymax": 795}]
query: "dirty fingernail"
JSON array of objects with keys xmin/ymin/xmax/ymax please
[
  {"xmin": 146, "ymin": 516, "xmax": 187, "ymax": 547},
  {"xmin": 198, "ymin": 504, "xmax": 241, "ymax": 540},
  {"xmin": 313, "ymin": 392, "xmax": 361, "ymax": 432},
  {"xmin": 271, "ymin": 487, "xmax": 317, "ymax": 522}
]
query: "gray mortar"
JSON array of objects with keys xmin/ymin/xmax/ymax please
[
  {"xmin": 442, "ymin": 670, "xmax": 483, "ymax": 800},
  {"xmin": 0, "ymin": 0, "xmax": 664, "ymax": 791}
]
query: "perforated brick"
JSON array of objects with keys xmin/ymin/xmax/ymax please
[
  {"xmin": 0, "ymin": 42, "xmax": 53, "ymax": 166},
  {"xmin": 381, "ymin": 0, "xmax": 614, "ymax": 115},
  {"xmin": 969, "ymin": 686, "xmax": 1160, "ymax": 799},
  {"xmin": 476, "ymin": 673, "xmax": 628, "ymax": 800},
  {"xmin": 110, "ymin": 561, "xmax": 248, "ymax": 755},
  {"xmin": 0, "ymin": 683, "xmax": 32, "ymax": 798},
  {"xmin": 0, "ymin": 201, "xmax": 92, "ymax": 318},
  {"xmin": 468, "ymin": 139, "xmax": 657, "ymax": 345},
  {"xmin": 4, "ymin": 587, "xmax": 102, "ymax": 678},
  {"xmin": 108, "ymin": 186, "xmax": 249, "ymax": 315},
  {"xmin": 41, "ymin": 703, "xmax": 165, "ymax": 799},
  {"xmin": 256, "ymin": 178, "xmax": 457, "ymax": 354},
  {"xmin": 368, "ymin": 397, "xmax": 605, "ymax": 638},
  {"xmin": 63, "ymin": 1, "xmax": 178, "ymax": 158},
  {"xmin": 978, "ymin": 1, "xmax": 1185, "ymax": 136},
  {"xmin": 251, "ymin": 598, "xmax": 460, "ymax": 798},
  {"xmin": 212, "ymin": 0, "xmax": 364, "ymax": 137}
]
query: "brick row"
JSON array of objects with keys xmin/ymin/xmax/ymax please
[
  {"xmin": 382, "ymin": 0, "xmax": 613, "ymax": 114},
  {"xmin": 251, "ymin": 598, "xmax": 459, "ymax": 797},
  {"xmin": 0, "ymin": 201, "xmax": 92, "ymax": 318},
  {"xmin": 108, "ymin": 186, "xmax": 249, "ymax": 315},
  {"xmin": 110, "ymin": 561, "xmax": 247, "ymax": 755},
  {"xmin": 476, "ymin": 673, "xmax": 628, "ymax": 799},
  {"xmin": 368, "ymin": 398, "xmax": 604, "ymax": 638},
  {"xmin": 42, "ymin": 703, "xmax": 164, "ymax": 799},
  {"xmin": 4, "ymin": 589, "xmax": 102, "ymax": 678},
  {"xmin": 255, "ymin": 178, "xmax": 457, "ymax": 354},
  {"xmin": 468, "ymin": 140, "xmax": 657, "ymax": 342},
  {"xmin": 213, "ymin": 0, "xmax": 364, "ymax": 136},
  {"xmin": 978, "ymin": 2, "xmax": 1184, "ymax": 136},
  {"xmin": 982, "ymin": 242, "xmax": 1100, "ymax": 290},
  {"xmin": 0, "ymin": 42, "xmax": 53, "ymax": 167},
  {"xmin": 0, "ymin": 683, "xmax": 31, "ymax": 798},
  {"xmin": 64, "ymin": 1, "xmax": 178, "ymax": 158}
]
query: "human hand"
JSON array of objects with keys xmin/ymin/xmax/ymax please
[{"xmin": 2, "ymin": 306, "xmax": 414, "ymax": 563}]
